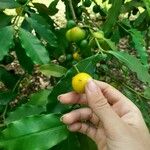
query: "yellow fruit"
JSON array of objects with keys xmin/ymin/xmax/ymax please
[
  {"xmin": 73, "ymin": 52, "xmax": 80, "ymax": 60},
  {"xmin": 66, "ymin": 27, "xmax": 86, "ymax": 42},
  {"xmin": 72, "ymin": 72, "xmax": 92, "ymax": 93}
]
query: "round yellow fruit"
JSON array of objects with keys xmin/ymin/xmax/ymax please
[
  {"xmin": 72, "ymin": 72, "xmax": 92, "ymax": 93},
  {"xmin": 66, "ymin": 27, "xmax": 86, "ymax": 42}
]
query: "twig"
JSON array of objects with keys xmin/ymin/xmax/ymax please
[
  {"xmin": 68, "ymin": 0, "xmax": 77, "ymax": 22},
  {"xmin": 2, "ymin": 105, "xmax": 8, "ymax": 123},
  {"xmin": 73, "ymin": 65, "xmax": 80, "ymax": 73}
]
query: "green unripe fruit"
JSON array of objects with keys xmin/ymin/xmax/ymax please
[
  {"xmin": 66, "ymin": 20, "xmax": 76, "ymax": 29},
  {"xmin": 83, "ymin": 0, "xmax": 92, "ymax": 7},
  {"xmin": 66, "ymin": 54, "xmax": 72, "ymax": 61},
  {"xmin": 66, "ymin": 27, "xmax": 86, "ymax": 42},
  {"xmin": 93, "ymin": 5, "xmax": 100, "ymax": 13},
  {"xmin": 93, "ymin": 31, "xmax": 104, "ymax": 39},
  {"xmin": 80, "ymin": 39, "xmax": 88, "ymax": 48}
]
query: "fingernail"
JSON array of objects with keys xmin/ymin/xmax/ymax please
[
  {"xmin": 60, "ymin": 116, "xmax": 64, "ymax": 122},
  {"xmin": 57, "ymin": 95, "xmax": 62, "ymax": 101},
  {"xmin": 87, "ymin": 79, "xmax": 98, "ymax": 92}
]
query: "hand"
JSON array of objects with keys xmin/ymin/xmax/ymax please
[{"xmin": 58, "ymin": 80, "xmax": 150, "ymax": 150}]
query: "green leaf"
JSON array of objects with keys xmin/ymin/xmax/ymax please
[
  {"xmin": 6, "ymin": 90, "xmax": 50, "ymax": 124},
  {"xmin": 103, "ymin": 0, "xmax": 123, "ymax": 35},
  {"xmin": 53, "ymin": 28, "xmax": 69, "ymax": 56},
  {"xmin": 0, "ymin": 26, "xmax": 14, "ymax": 61},
  {"xmin": 19, "ymin": 28, "xmax": 50, "ymax": 65},
  {"xmin": 51, "ymin": 133, "xmax": 97, "ymax": 150},
  {"xmin": 5, "ymin": 105, "xmax": 45, "ymax": 124},
  {"xmin": 0, "ymin": 91, "xmax": 17, "ymax": 106},
  {"xmin": 51, "ymin": 133, "xmax": 80, "ymax": 150},
  {"xmin": 129, "ymin": 29, "xmax": 148, "ymax": 67},
  {"xmin": 28, "ymin": 89, "xmax": 50, "ymax": 106},
  {"xmin": 0, "ymin": 114, "xmax": 69, "ymax": 150},
  {"xmin": 144, "ymin": 87, "xmax": 150, "ymax": 99},
  {"xmin": 0, "ymin": 0, "xmax": 20, "ymax": 9},
  {"xmin": 47, "ymin": 55, "xmax": 102, "ymax": 113},
  {"xmin": 48, "ymin": 0, "xmax": 59, "ymax": 16},
  {"xmin": 0, "ymin": 12, "xmax": 13, "ymax": 28},
  {"xmin": 77, "ymin": 133, "xmax": 97, "ymax": 150},
  {"xmin": 104, "ymin": 38, "xmax": 118, "ymax": 51},
  {"xmin": 15, "ymin": 40, "xmax": 34, "ymax": 74},
  {"xmin": 0, "ymin": 66, "xmax": 20, "ymax": 89},
  {"xmin": 143, "ymin": 0, "xmax": 150, "ymax": 16},
  {"xmin": 39, "ymin": 64, "xmax": 67, "ymax": 77},
  {"xmin": 133, "ymin": 11, "xmax": 147, "ymax": 27},
  {"xmin": 121, "ymin": 1, "xmax": 143, "ymax": 13},
  {"xmin": 109, "ymin": 51, "xmax": 150, "ymax": 85},
  {"xmin": 26, "ymin": 16, "xmax": 57, "ymax": 47},
  {"xmin": 33, "ymin": 3, "xmax": 51, "ymax": 15}
]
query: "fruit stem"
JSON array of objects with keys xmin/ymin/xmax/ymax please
[
  {"xmin": 73, "ymin": 65, "xmax": 80, "ymax": 73},
  {"xmin": 95, "ymin": 38, "xmax": 104, "ymax": 54},
  {"xmin": 68, "ymin": 0, "xmax": 77, "ymax": 23},
  {"xmin": 2, "ymin": 104, "xmax": 8, "ymax": 124}
]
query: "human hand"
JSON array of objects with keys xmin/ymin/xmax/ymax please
[{"xmin": 58, "ymin": 80, "xmax": 150, "ymax": 150}]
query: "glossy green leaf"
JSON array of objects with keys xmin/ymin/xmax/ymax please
[
  {"xmin": 133, "ymin": 11, "xmax": 147, "ymax": 27},
  {"xmin": 48, "ymin": 0, "xmax": 59, "ymax": 16},
  {"xmin": 26, "ymin": 17, "xmax": 57, "ymax": 47},
  {"xmin": 51, "ymin": 133, "xmax": 97, "ymax": 150},
  {"xmin": 0, "ymin": 12, "xmax": 12, "ymax": 28},
  {"xmin": 47, "ymin": 54, "xmax": 102, "ymax": 113},
  {"xmin": 51, "ymin": 133, "xmax": 80, "ymax": 150},
  {"xmin": 0, "ymin": 0, "xmax": 20, "ymax": 9},
  {"xmin": 109, "ymin": 51, "xmax": 150, "ymax": 85},
  {"xmin": 6, "ymin": 90, "xmax": 50, "ymax": 124},
  {"xmin": 0, "ymin": 26, "xmax": 14, "ymax": 61},
  {"xmin": 53, "ymin": 28, "xmax": 69, "ymax": 56},
  {"xmin": 121, "ymin": 1, "xmax": 143, "ymax": 13},
  {"xmin": 143, "ymin": 0, "xmax": 150, "ymax": 16},
  {"xmin": 39, "ymin": 64, "xmax": 67, "ymax": 77},
  {"xmin": 28, "ymin": 89, "xmax": 50, "ymax": 106},
  {"xmin": 0, "ymin": 114, "xmax": 69, "ymax": 150},
  {"xmin": 104, "ymin": 38, "xmax": 118, "ymax": 51},
  {"xmin": 103, "ymin": 0, "xmax": 123, "ymax": 35},
  {"xmin": 15, "ymin": 40, "xmax": 34, "ymax": 74},
  {"xmin": 5, "ymin": 105, "xmax": 45, "ymax": 124},
  {"xmin": 143, "ymin": 87, "xmax": 150, "ymax": 99},
  {"xmin": 77, "ymin": 133, "xmax": 97, "ymax": 150},
  {"xmin": 19, "ymin": 28, "xmax": 50, "ymax": 65},
  {"xmin": 0, "ymin": 66, "xmax": 20, "ymax": 89},
  {"xmin": 33, "ymin": 3, "xmax": 51, "ymax": 15},
  {"xmin": 129, "ymin": 29, "xmax": 148, "ymax": 67},
  {"xmin": 0, "ymin": 91, "xmax": 17, "ymax": 106}
]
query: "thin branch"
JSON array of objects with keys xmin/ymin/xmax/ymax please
[{"xmin": 68, "ymin": 0, "xmax": 77, "ymax": 22}]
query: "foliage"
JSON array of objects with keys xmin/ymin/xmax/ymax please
[{"xmin": 0, "ymin": 0, "xmax": 150, "ymax": 149}]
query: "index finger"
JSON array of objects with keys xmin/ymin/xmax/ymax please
[
  {"xmin": 58, "ymin": 91, "xmax": 87, "ymax": 104},
  {"xmin": 94, "ymin": 80, "xmax": 137, "ymax": 108}
]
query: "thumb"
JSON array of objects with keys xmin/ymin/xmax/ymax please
[{"xmin": 85, "ymin": 80, "xmax": 123, "ymax": 131}]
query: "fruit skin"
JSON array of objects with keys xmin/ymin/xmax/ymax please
[
  {"xmin": 93, "ymin": 31, "xmax": 104, "ymax": 39},
  {"xmin": 93, "ymin": 5, "xmax": 100, "ymax": 13},
  {"xmin": 72, "ymin": 72, "xmax": 92, "ymax": 93},
  {"xmin": 83, "ymin": 0, "xmax": 92, "ymax": 7},
  {"xmin": 66, "ymin": 27, "xmax": 86, "ymax": 42},
  {"xmin": 80, "ymin": 39, "xmax": 88, "ymax": 48},
  {"xmin": 66, "ymin": 20, "xmax": 76, "ymax": 29}
]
